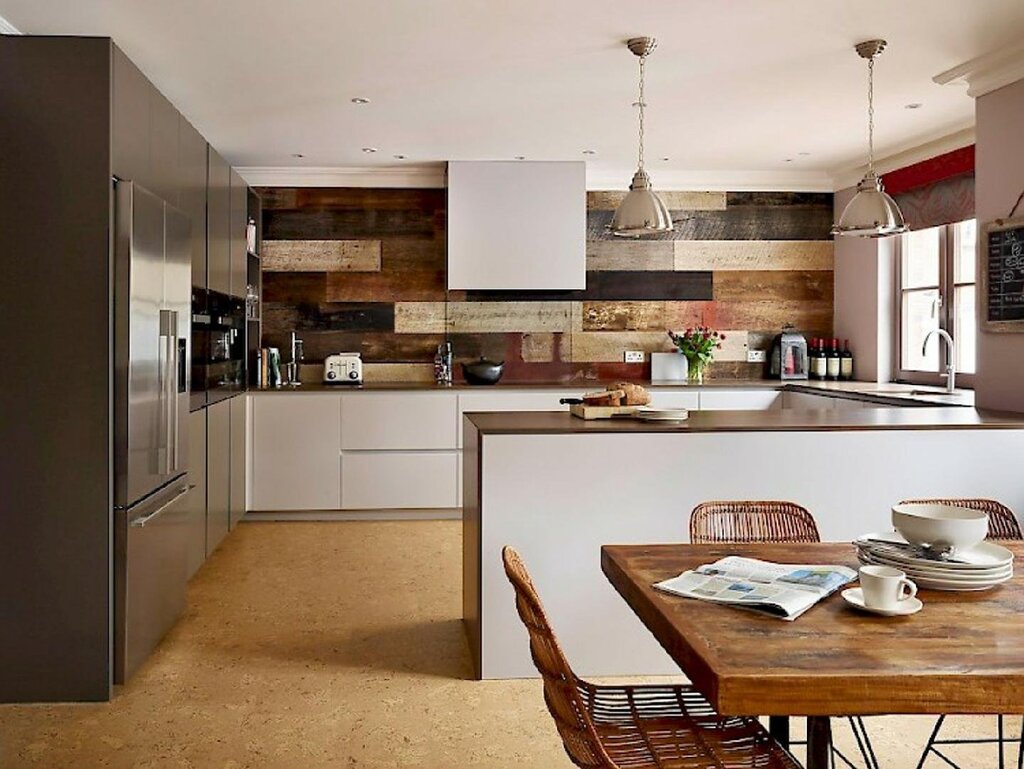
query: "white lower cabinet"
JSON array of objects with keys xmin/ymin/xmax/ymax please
[
  {"xmin": 250, "ymin": 394, "xmax": 342, "ymax": 511},
  {"xmin": 341, "ymin": 392, "xmax": 457, "ymax": 450},
  {"xmin": 647, "ymin": 390, "xmax": 701, "ymax": 410},
  {"xmin": 342, "ymin": 451, "xmax": 459, "ymax": 509},
  {"xmin": 699, "ymin": 390, "xmax": 782, "ymax": 410},
  {"xmin": 457, "ymin": 390, "xmax": 581, "ymax": 448}
]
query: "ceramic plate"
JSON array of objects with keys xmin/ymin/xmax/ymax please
[
  {"xmin": 841, "ymin": 587, "xmax": 922, "ymax": 617},
  {"xmin": 856, "ymin": 531, "xmax": 1014, "ymax": 570}
]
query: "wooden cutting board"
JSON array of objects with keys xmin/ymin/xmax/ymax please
[{"xmin": 569, "ymin": 403, "xmax": 638, "ymax": 420}]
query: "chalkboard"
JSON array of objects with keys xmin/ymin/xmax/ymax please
[{"xmin": 983, "ymin": 218, "xmax": 1024, "ymax": 331}]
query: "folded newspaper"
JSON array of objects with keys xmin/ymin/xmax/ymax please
[{"xmin": 654, "ymin": 556, "xmax": 857, "ymax": 620}]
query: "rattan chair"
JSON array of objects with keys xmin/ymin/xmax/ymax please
[
  {"xmin": 502, "ymin": 546, "xmax": 800, "ymax": 769},
  {"xmin": 900, "ymin": 498, "xmax": 1024, "ymax": 769},
  {"xmin": 689, "ymin": 500, "xmax": 878, "ymax": 769}
]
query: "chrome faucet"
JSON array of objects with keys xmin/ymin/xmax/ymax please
[{"xmin": 922, "ymin": 328, "xmax": 956, "ymax": 393}]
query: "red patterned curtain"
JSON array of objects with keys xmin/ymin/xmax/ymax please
[{"xmin": 887, "ymin": 145, "xmax": 975, "ymax": 230}]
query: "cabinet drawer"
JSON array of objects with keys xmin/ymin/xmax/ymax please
[
  {"xmin": 457, "ymin": 390, "xmax": 579, "ymax": 448},
  {"xmin": 341, "ymin": 392, "xmax": 457, "ymax": 450},
  {"xmin": 342, "ymin": 452, "xmax": 459, "ymax": 509},
  {"xmin": 647, "ymin": 390, "xmax": 701, "ymax": 410},
  {"xmin": 699, "ymin": 390, "xmax": 782, "ymax": 410}
]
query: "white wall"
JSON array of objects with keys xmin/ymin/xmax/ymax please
[
  {"xmin": 975, "ymin": 78, "xmax": 1024, "ymax": 413},
  {"xmin": 833, "ymin": 187, "xmax": 896, "ymax": 382}
]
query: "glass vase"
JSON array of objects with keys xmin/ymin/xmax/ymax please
[{"xmin": 686, "ymin": 356, "xmax": 706, "ymax": 385}]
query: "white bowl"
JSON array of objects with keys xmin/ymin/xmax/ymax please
[{"xmin": 891, "ymin": 503, "xmax": 989, "ymax": 552}]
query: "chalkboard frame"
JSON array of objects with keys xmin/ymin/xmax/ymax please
[{"xmin": 982, "ymin": 216, "xmax": 1024, "ymax": 333}]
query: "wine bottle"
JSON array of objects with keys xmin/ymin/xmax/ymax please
[
  {"xmin": 808, "ymin": 338, "xmax": 819, "ymax": 380},
  {"xmin": 840, "ymin": 339, "xmax": 854, "ymax": 381},
  {"xmin": 826, "ymin": 337, "xmax": 841, "ymax": 381},
  {"xmin": 813, "ymin": 338, "xmax": 828, "ymax": 381}
]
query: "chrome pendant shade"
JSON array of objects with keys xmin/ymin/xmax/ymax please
[
  {"xmin": 832, "ymin": 39, "xmax": 907, "ymax": 238},
  {"xmin": 611, "ymin": 37, "xmax": 673, "ymax": 238}
]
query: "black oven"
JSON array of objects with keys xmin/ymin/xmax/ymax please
[{"xmin": 191, "ymin": 288, "xmax": 245, "ymax": 409}]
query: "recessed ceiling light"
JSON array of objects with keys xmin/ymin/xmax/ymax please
[
  {"xmin": 362, "ymin": 147, "xmax": 378, "ymax": 153},
  {"xmin": 582, "ymin": 150, "xmax": 596, "ymax": 155},
  {"xmin": 783, "ymin": 158, "xmax": 794, "ymax": 163},
  {"xmin": 661, "ymin": 157, "xmax": 670, "ymax": 161},
  {"xmin": 291, "ymin": 153, "xmax": 304, "ymax": 158},
  {"xmin": 393, "ymin": 154, "xmax": 407, "ymax": 160},
  {"xmin": 351, "ymin": 97, "xmax": 371, "ymax": 104},
  {"xmin": 514, "ymin": 155, "xmax": 526, "ymax": 160},
  {"xmin": 905, "ymin": 102, "xmax": 923, "ymax": 110},
  {"xmin": 798, "ymin": 151, "xmax": 811, "ymax": 156}
]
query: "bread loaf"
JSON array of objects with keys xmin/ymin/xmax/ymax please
[
  {"xmin": 583, "ymin": 389, "xmax": 625, "ymax": 407},
  {"xmin": 608, "ymin": 382, "xmax": 651, "ymax": 406}
]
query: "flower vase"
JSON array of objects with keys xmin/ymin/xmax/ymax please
[{"xmin": 686, "ymin": 356, "xmax": 706, "ymax": 385}]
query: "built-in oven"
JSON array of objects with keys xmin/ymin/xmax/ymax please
[{"xmin": 191, "ymin": 288, "xmax": 245, "ymax": 408}]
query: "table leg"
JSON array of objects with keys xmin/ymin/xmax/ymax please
[
  {"xmin": 806, "ymin": 716, "xmax": 832, "ymax": 769},
  {"xmin": 769, "ymin": 715, "xmax": 790, "ymax": 749}
]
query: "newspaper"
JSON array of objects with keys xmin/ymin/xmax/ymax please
[{"xmin": 654, "ymin": 556, "xmax": 857, "ymax": 620}]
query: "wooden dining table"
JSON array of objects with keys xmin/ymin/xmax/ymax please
[{"xmin": 601, "ymin": 541, "xmax": 1024, "ymax": 769}]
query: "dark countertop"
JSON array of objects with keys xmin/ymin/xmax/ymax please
[{"xmin": 464, "ymin": 408, "xmax": 1024, "ymax": 435}]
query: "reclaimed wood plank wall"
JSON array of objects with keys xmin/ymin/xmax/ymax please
[{"xmin": 258, "ymin": 187, "xmax": 834, "ymax": 383}]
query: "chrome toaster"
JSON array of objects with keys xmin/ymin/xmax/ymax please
[{"xmin": 323, "ymin": 353, "xmax": 363, "ymax": 384}]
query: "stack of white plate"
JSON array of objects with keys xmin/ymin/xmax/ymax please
[
  {"xmin": 855, "ymin": 531, "xmax": 1014, "ymax": 591},
  {"xmin": 634, "ymin": 406, "xmax": 689, "ymax": 423}
]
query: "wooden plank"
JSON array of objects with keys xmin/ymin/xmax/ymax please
[
  {"xmin": 360, "ymin": 333, "xmax": 445, "ymax": 362},
  {"xmin": 571, "ymin": 330, "xmax": 748, "ymax": 363},
  {"xmin": 382, "ymin": 239, "xmax": 446, "ymax": 271},
  {"xmin": 325, "ymin": 270, "xmax": 446, "ymax": 302},
  {"xmin": 449, "ymin": 333, "xmax": 514, "ymax": 363},
  {"xmin": 587, "ymin": 190, "xmax": 727, "ymax": 211},
  {"xmin": 263, "ymin": 208, "xmax": 439, "ymax": 240},
  {"xmin": 673, "ymin": 240, "xmax": 833, "ymax": 271},
  {"xmin": 726, "ymin": 192, "xmax": 832, "ymax": 207},
  {"xmin": 447, "ymin": 302, "xmax": 572, "ymax": 333},
  {"xmin": 262, "ymin": 240, "xmax": 382, "ymax": 272},
  {"xmin": 254, "ymin": 187, "xmax": 298, "ymax": 210},
  {"xmin": 663, "ymin": 301, "xmax": 719, "ymax": 330},
  {"xmin": 521, "ymin": 333, "xmax": 557, "ymax": 363},
  {"xmin": 580, "ymin": 301, "xmax": 666, "ymax": 331},
  {"xmin": 361, "ymin": 363, "xmax": 435, "ymax": 383},
  {"xmin": 587, "ymin": 207, "xmax": 833, "ymax": 241},
  {"xmin": 394, "ymin": 302, "xmax": 448, "ymax": 333},
  {"xmin": 585, "ymin": 271, "xmax": 713, "ymax": 301},
  {"xmin": 586, "ymin": 240, "xmax": 673, "ymax": 271},
  {"xmin": 714, "ymin": 271, "xmax": 833, "ymax": 302},
  {"xmin": 293, "ymin": 187, "xmax": 445, "ymax": 212},
  {"xmin": 261, "ymin": 272, "xmax": 328, "ymax": 304},
  {"xmin": 713, "ymin": 299, "xmax": 833, "ymax": 333}
]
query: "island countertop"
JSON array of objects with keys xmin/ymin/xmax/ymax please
[{"xmin": 464, "ymin": 407, "xmax": 1024, "ymax": 435}]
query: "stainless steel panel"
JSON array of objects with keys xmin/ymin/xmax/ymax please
[
  {"xmin": 184, "ymin": 410, "xmax": 208, "ymax": 578},
  {"xmin": 114, "ymin": 182, "xmax": 191, "ymax": 508},
  {"xmin": 113, "ymin": 479, "xmax": 192, "ymax": 684},
  {"xmin": 206, "ymin": 398, "xmax": 231, "ymax": 554},
  {"xmin": 229, "ymin": 394, "xmax": 247, "ymax": 529}
]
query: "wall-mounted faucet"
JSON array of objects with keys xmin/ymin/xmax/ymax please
[{"xmin": 922, "ymin": 328, "xmax": 956, "ymax": 393}]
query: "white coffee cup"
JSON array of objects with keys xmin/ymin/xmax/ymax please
[{"xmin": 859, "ymin": 565, "xmax": 917, "ymax": 611}]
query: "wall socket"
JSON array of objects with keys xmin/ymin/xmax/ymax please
[
  {"xmin": 747, "ymin": 349, "xmax": 767, "ymax": 363},
  {"xmin": 623, "ymin": 350, "xmax": 645, "ymax": 363}
]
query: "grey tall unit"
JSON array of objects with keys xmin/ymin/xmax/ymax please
[
  {"xmin": 0, "ymin": 35, "xmax": 250, "ymax": 702},
  {"xmin": 207, "ymin": 400, "xmax": 232, "ymax": 555}
]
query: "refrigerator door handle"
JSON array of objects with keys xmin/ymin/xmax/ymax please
[
  {"xmin": 158, "ymin": 309, "xmax": 175, "ymax": 476},
  {"xmin": 130, "ymin": 483, "xmax": 194, "ymax": 528},
  {"xmin": 170, "ymin": 310, "xmax": 180, "ymax": 473}
]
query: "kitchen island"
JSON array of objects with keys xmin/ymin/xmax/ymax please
[{"xmin": 462, "ymin": 408, "xmax": 1024, "ymax": 679}]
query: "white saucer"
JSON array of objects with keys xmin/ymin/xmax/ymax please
[{"xmin": 841, "ymin": 588, "xmax": 923, "ymax": 617}]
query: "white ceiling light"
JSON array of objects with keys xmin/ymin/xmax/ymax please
[
  {"xmin": 832, "ymin": 40, "xmax": 908, "ymax": 239},
  {"xmin": 351, "ymin": 97, "xmax": 370, "ymax": 104},
  {"xmin": 361, "ymin": 147, "xmax": 378, "ymax": 153},
  {"xmin": 610, "ymin": 37, "xmax": 673, "ymax": 238}
]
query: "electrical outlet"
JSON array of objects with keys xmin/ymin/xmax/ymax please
[
  {"xmin": 747, "ymin": 349, "xmax": 767, "ymax": 363},
  {"xmin": 623, "ymin": 350, "xmax": 645, "ymax": 363}
]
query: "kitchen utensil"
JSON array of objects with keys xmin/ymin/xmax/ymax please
[
  {"xmin": 891, "ymin": 503, "xmax": 989, "ymax": 553},
  {"xmin": 461, "ymin": 357, "xmax": 504, "ymax": 385},
  {"xmin": 324, "ymin": 353, "xmax": 363, "ymax": 384}
]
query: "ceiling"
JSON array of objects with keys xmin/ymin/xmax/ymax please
[{"xmin": 3, "ymin": 0, "xmax": 1023, "ymax": 189}]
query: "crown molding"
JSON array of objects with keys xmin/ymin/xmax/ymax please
[
  {"xmin": 934, "ymin": 41, "xmax": 1024, "ymax": 98},
  {"xmin": 0, "ymin": 13, "xmax": 22, "ymax": 34},
  {"xmin": 830, "ymin": 125, "xmax": 975, "ymax": 191},
  {"xmin": 237, "ymin": 164, "xmax": 446, "ymax": 188}
]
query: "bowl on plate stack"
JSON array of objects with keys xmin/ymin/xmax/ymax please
[{"xmin": 855, "ymin": 503, "xmax": 1014, "ymax": 591}]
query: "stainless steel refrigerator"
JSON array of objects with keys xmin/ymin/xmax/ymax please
[{"xmin": 113, "ymin": 181, "xmax": 193, "ymax": 684}]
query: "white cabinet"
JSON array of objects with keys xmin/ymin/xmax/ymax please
[
  {"xmin": 342, "ymin": 452, "xmax": 459, "ymax": 510},
  {"xmin": 447, "ymin": 161, "xmax": 586, "ymax": 290},
  {"xmin": 341, "ymin": 392, "xmax": 457, "ymax": 450},
  {"xmin": 647, "ymin": 389, "xmax": 701, "ymax": 410},
  {"xmin": 699, "ymin": 390, "xmax": 782, "ymax": 411},
  {"xmin": 457, "ymin": 390, "xmax": 580, "ymax": 448},
  {"xmin": 251, "ymin": 394, "xmax": 342, "ymax": 511},
  {"xmin": 783, "ymin": 391, "xmax": 836, "ymax": 410}
]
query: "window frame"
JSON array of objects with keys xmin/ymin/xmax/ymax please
[{"xmin": 894, "ymin": 220, "xmax": 976, "ymax": 388}]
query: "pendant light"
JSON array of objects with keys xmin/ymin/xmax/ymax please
[
  {"xmin": 610, "ymin": 37, "xmax": 673, "ymax": 238},
  {"xmin": 832, "ymin": 40, "xmax": 908, "ymax": 238}
]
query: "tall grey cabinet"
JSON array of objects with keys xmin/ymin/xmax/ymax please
[
  {"xmin": 229, "ymin": 396, "xmax": 248, "ymax": 529},
  {"xmin": 206, "ymin": 399, "xmax": 232, "ymax": 555},
  {"xmin": 207, "ymin": 148, "xmax": 231, "ymax": 296}
]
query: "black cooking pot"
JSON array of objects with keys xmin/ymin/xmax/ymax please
[{"xmin": 461, "ymin": 357, "xmax": 504, "ymax": 385}]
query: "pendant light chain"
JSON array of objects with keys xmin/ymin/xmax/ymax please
[
  {"xmin": 637, "ymin": 54, "xmax": 646, "ymax": 173},
  {"xmin": 867, "ymin": 55, "xmax": 875, "ymax": 175}
]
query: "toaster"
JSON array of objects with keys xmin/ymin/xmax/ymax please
[{"xmin": 324, "ymin": 353, "xmax": 363, "ymax": 384}]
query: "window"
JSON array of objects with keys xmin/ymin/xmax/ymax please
[{"xmin": 897, "ymin": 219, "xmax": 976, "ymax": 385}]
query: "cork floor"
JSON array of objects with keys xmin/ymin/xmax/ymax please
[{"xmin": 0, "ymin": 520, "xmax": 1017, "ymax": 768}]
